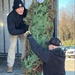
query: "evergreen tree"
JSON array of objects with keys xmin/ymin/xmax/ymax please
[{"xmin": 22, "ymin": 0, "xmax": 56, "ymax": 75}]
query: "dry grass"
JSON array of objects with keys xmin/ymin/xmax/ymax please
[{"xmin": 65, "ymin": 58, "xmax": 75, "ymax": 71}]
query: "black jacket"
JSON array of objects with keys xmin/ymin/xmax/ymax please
[
  {"xmin": 7, "ymin": 8, "xmax": 28, "ymax": 35},
  {"xmin": 28, "ymin": 35, "xmax": 65, "ymax": 75}
]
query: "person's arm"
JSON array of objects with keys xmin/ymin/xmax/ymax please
[
  {"xmin": 7, "ymin": 15, "xmax": 25, "ymax": 35},
  {"xmin": 27, "ymin": 34, "xmax": 51, "ymax": 63}
]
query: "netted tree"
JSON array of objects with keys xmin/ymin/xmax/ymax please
[{"xmin": 22, "ymin": 0, "xmax": 56, "ymax": 75}]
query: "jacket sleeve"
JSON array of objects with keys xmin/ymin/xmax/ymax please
[
  {"xmin": 28, "ymin": 36, "xmax": 51, "ymax": 63},
  {"xmin": 7, "ymin": 15, "xmax": 25, "ymax": 35},
  {"xmin": 23, "ymin": 8, "xmax": 28, "ymax": 17}
]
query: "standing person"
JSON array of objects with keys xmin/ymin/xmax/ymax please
[
  {"xmin": 7, "ymin": 0, "xmax": 28, "ymax": 72},
  {"xmin": 25, "ymin": 31, "xmax": 65, "ymax": 75}
]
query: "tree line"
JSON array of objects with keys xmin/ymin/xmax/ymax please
[{"xmin": 58, "ymin": 1, "xmax": 75, "ymax": 45}]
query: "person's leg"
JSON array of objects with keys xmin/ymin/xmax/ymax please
[
  {"xmin": 7, "ymin": 35, "xmax": 17, "ymax": 71},
  {"xmin": 19, "ymin": 34, "xmax": 26, "ymax": 59}
]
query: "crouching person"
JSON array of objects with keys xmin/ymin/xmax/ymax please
[{"xmin": 25, "ymin": 31, "xmax": 65, "ymax": 75}]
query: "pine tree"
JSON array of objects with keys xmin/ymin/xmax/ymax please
[{"xmin": 22, "ymin": 0, "xmax": 56, "ymax": 75}]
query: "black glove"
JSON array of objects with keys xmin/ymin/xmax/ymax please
[
  {"xmin": 24, "ymin": 25, "xmax": 29, "ymax": 32},
  {"xmin": 18, "ymin": 20, "xmax": 29, "ymax": 32},
  {"xmin": 27, "ymin": 34, "xmax": 32, "ymax": 38}
]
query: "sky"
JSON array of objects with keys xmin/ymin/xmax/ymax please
[
  {"xmin": 58, "ymin": 0, "xmax": 75, "ymax": 19},
  {"xmin": 58, "ymin": 0, "xmax": 71, "ymax": 9}
]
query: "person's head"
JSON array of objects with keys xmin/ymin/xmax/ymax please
[
  {"xmin": 46, "ymin": 37, "xmax": 61, "ymax": 50},
  {"xmin": 13, "ymin": 0, "xmax": 24, "ymax": 15}
]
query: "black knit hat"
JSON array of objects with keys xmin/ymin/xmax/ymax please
[
  {"xmin": 13, "ymin": 0, "xmax": 24, "ymax": 10},
  {"xmin": 46, "ymin": 37, "xmax": 61, "ymax": 46}
]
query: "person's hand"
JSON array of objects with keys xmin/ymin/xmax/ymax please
[{"xmin": 25, "ymin": 31, "xmax": 32, "ymax": 38}]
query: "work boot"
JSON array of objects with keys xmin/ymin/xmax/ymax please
[{"xmin": 7, "ymin": 66, "xmax": 13, "ymax": 73}]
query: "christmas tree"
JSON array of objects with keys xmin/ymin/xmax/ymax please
[{"xmin": 22, "ymin": 0, "xmax": 56, "ymax": 75}]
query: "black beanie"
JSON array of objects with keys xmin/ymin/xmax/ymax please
[{"xmin": 13, "ymin": 0, "xmax": 24, "ymax": 10}]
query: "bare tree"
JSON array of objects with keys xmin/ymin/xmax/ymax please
[{"xmin": 58, "ymin": 0, "xmax": 75, "ymax": 45}]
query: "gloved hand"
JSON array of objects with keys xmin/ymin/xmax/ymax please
[
  {"xmin": 25, "ymin": 31, "xmax": 32, "ymax": 38},
  {"xmin": 21, "ymin": 22, "xmax": 29, "ymax": 33},
  {"xmin": 24, "ymin": 25, "xmax": 29, "ymax": 32}
]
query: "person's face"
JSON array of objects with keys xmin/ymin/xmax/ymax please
[
  {"xmin": 48, "ymin": 45, "xmax": 54, "ymax": 50},
  {"xmin": 16, "ymin": 7, "xmax": 24, "ymax": 15}
]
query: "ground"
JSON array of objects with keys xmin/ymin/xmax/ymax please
[
  {"xmin": 0, "ymin": 57, "xmax": 24, "ymax": 75},
  {"xmin": 0, "ymin": 57, "xmax": 75, "ymax": 75}
]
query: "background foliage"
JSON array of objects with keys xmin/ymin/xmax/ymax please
[{"xmin": 58, "ymin": 1, "xmax": 75, "ymax": 46}]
